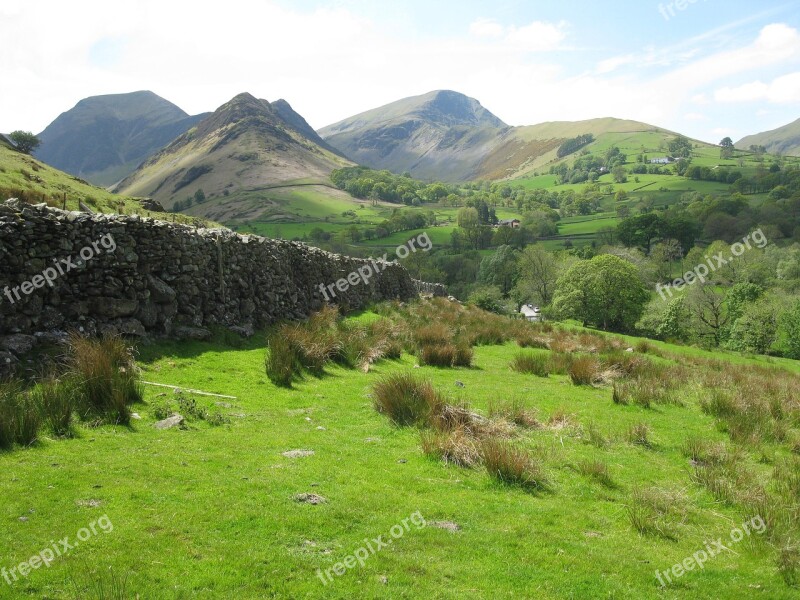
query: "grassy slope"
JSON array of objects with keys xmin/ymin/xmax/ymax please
[
  {"xmin": 0, "ymin": 144, "xmax": 216, "ymax": 226},
  {"xmin": 1, "ymin": 315, "xmax": 797, "ymax": 599}
]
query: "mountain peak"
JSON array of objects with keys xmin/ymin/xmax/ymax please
[
  {"xmin": 36, "ymin": 90, "xmax": 203, "ymax": 186},
  {"xmin": 317, "ymin": 90, "xmax": 508, "ymax": 180},
  {"xmin": 415, "ymin": 90, "xmax": 506, "ymax": 128}
]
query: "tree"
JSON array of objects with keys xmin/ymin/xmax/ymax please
[
  {"xmin": 777, "ymin": 300, "xmax": 800, "ymax": 359},
  {"xmin": 668, "ymin": 135, "xmax": 693, "ymax": 158},
  {"xmin": 512, "ymin": 245, "xmax": 560, "ymax": 307},
  {"xmin": 612, "ymin": 165, "xmax": 628, "ymax": 184},
  {"xmin": 552, "ymin": 254, "xmax": 649, "ymax": 331},
  {"xmin": 637, "ymin": 296, "xmax": 692, "ymax": 342},
  {"xmin": 9, "ymin": 130, "xmax": 41, "ymax": 154},
  {"xmin": 478, "ymin": 245, "xmax": 518, "ymax": 294},
  {"xmin": 687, "ymin": 284, "xmax": 730, "ymax": 347},
  {"xmin": 467, "ymin": 285, "xmax": 506, "ymax": 314},
  {"xmin": 457, "ymin": 207, "xmax": 489, "ymax": 250},
  {"xmin": 719, "ymin": 137, "xmax": 734, "ymax": 160},
  {"xmin": 194, "ymin": 188, "xmax": 206, "ymax": 204}
]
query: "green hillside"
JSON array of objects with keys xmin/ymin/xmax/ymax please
[
  {"xmin": 4, "ymin": 302, "xmax": 800, "ymax": 598},
  {"xmin": 0, "ymin": 142, "xmax": 210, "ymax": 225}
]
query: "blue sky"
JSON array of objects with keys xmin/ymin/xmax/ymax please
[{"xmin": 2, "ymin": 0, "xmax": 799, "ymax": 143}]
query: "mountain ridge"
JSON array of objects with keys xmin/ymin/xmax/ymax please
[
  {"xmin": 736, "ymin": 117, "xmax": 800, "ymax": 157},
  {"xmin": 319, "ymin": 91, "xmax": 670, "ymax": 181}
]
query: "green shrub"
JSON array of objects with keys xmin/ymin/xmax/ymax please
[
  {"xmin": 627, "ymin": 487, "xmax": 686, "ymax": 539},
  {"xmin": 547, "ymin": 352, "xmax": 573, "ymax": 375},
  {"xmin": 176, "ymin": 393, "xmax": 208, "ymax": 420},
  {"xmin": 0, "ymin": 383, "xmax": 42, "ymax": 448},
  {"xmin": 206, "ymin": 412, "xmax": 231, "ymax": 427},
  {"xmin": 148, "ymin": 398, "xmax": 173, "ymax": 421}
]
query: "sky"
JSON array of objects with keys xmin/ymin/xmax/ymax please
[{"xmin": 2, "ymin": 0, "xmax": 799, "ymax": 143}]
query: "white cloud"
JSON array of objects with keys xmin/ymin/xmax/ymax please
[
  {"xmin": 715, "ymin": 72, "xmax": 800, "ymax": 103},
  {"xmin": 711, "ymin": 127, "xmax": 738, "ymax": 137},
  {"xmin": 684, "ymin": 112, "xmax": 708, "ymax": 121},
  {"xmin": 504, "ymin": 21, "xmax": 567, "ymax": 52},
  {"xmin": 469, "ymin": 18, "xmax": 503, "ymax": 38},
  {"xmin": 596, "ymin": 54, "xmax": 636, "ymax": 74}
]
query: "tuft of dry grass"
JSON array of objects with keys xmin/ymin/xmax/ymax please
[
  {"xmin": 481, "ymin": 439, "xmax": 549, "ymax": 491},
  {"xmin": 265, "ymin": 332, "xmax": 298, "ymax": 387},
  {"xmin": 510, "ymin": 351, "xmax": 549, "ymax": 377},
  {"xmin": 568, "ymin": 356, "xmax": 601, "ymax": 386},
  {"xmin": 488, "ymin": 399, "xmax": 541, "ymax": 429},
  {"xmin": 372, "ymin": 374, "xmax": 445, "ymax": 427},
  {"xmin": 576, "ymin": 459, "xmax": 614, "ymax": 487},
  {"xmin": 627, "ymin": 422, "xmax": 652, "ymax": 448},
  {"xmin": 515, "ymin": 331, "xmax": 549, "ymax": 349},
  {"xmin": 65, "ymin": 333, "xmax": 142, "ymax": 425},
  {"xmin": 626, "ymin": 487, "xmax": 688, "ymax": 540},
  {"xmin": 420, "ymin": 428, "xmax": 481, "ymax": 467},
  {"xmin": 583, "ymin": 421, "xmax": 609, "ymax": 448}
]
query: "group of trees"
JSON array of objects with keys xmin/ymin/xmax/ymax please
[
  {"xmin": 556, "ymin": 134, "xmax": 594, "ymax": 158},
  {"xmin": 550, "ymin": 146, "xmax": 627, "ymax": 185},
  {"xmin": 172, "ymin": 188, "xmax": 207, "ymax": 212},
  {"xmin": 331, "ymin": 167, "xmax": 451, "ymax": 206}
]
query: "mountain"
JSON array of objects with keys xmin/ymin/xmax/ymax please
[
  {"xmin": 319, "ymin": 91, "xmax": 670, "ymax": 181},
  {"xmin": 736, "ymin": 118, "xmax": 800, "ymax": 156},
  {"xmin": 36, "ymin": 91, "xmax": 207, "ymax": 186},
  {"xmin": 113, "ymin": 92, "xmax": 353, "ymax": 222},
  {"xmin": 319, "ymin": 90, "xmax": 508, "ymax": 181}
]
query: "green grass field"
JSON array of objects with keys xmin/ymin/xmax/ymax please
[{"xmin": 2, "ymin": 304, "xmax": 799, "ymax": 598}]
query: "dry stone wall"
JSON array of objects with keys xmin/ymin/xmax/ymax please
[{"xmin": 0, "ymin": 200, "xmax": 433, "ymax": 368}]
